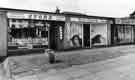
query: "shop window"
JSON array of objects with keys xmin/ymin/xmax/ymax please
[
  {"xmin": 117, "ymin": 25, "xmax": 132, "ymax": 43},
  {"xmin": 70, "ymin": 23, "xmax": 82, "ymax": 48},
  {"xmin": 9, "ymin": 19, "xmax": 49, "ymax": 39},
  {"xmin": 41, "ymin": 31, "xmax": 48, "ymax": 37},
  {"xmin": 91, "ymin": 24, "xmax": 108, "ymax": 46},
  {"xmin": 70, "ymin": 23, "xmax": 82, "ymax": 39},
  {"xmin": 11, "ymin": 24, "xmax": 15, "ymax": 28},
  {"xmin": 12, "ymin": 19, "xmax": 16, "ymax": 22},
  {"xmin": 8, "ymin": 19, "xmax": 49, "ymax": 47}
]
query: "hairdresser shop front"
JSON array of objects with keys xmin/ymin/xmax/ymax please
[{"xmin": 63, "ymin": 16, "xmax": 112, "ymax": 50}]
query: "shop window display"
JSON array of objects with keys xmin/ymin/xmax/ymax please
[
  {"xmin": 117, "ymin": 26, "xmax": 132, "ymax": 43},
  {"xmin": 8, "ymin": 19, "xmax": 49, "ymax": 49},
  {"xmin": 91, "ymin": 24, "xmax": 108, "ymax": 46},
  {"xmin": 69, "ymin": 23, "xmax": 82, "ymax": 48},
  {"xmin": 71, "ymin": 35, "xmax": 82, "ymax": 48}
]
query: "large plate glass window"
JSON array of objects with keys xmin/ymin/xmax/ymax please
[
  {"xmin": 8, "ymin": 19, "xmax": 49, "ymax": 49},
  {"xmin": 117, "ymin": 25, "xmax": 132, "ymax": 43},
  {"xmin": 91, "ymin": 24, "xmax": 108, "ymax": 46}
]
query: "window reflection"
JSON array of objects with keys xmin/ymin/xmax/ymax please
[{"xmin": 8, "ymin": 19, "xmax": 49, "ymax": 48}]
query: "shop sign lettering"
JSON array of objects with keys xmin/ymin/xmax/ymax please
[
  {"xmin": 97, "ymin": 19, "xmax": 108, "ymax": 23},
  {"xmin": 70, "ymin": 17, "xmax": 108, "ymax": 23},
  {"xmin": 7, "ymin": 12, "xmax": 65, "ymax": 21},
  {"xmin": 115, "ymin": 18, "xmax": 135, "ymax": 24},
  {"xmin": 51, "ymin": 15, "xmax": 65, "ymax": 21},
  {"xmin": 70, "ymin": 17, "xmax": 80, "ymax": 22},
  {"xmin": 80, "ymin": 18, "xmax": 97, "ymax": 22},
  {"xmin": 28, "ymin": 14, "xmax": 51, "ymax": 20},
  {"xmin": 7, "ymin": 12, "xmax": 26, "ymax": 19}
]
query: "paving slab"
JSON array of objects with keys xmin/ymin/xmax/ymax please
[
  {"xmin": 91, "ymin": 64, "xmax": 135, "ymax": 80},
  {"xmin": 36, "ymin": 71, "xmax": 73, "ymax": 80},
  {"xmin": 14, "ymin": 75, "xmax": 38, "ymax": 80},
  {"xmin": 30, "ymin": 53, "xmax": 135, "ymax": 80},
  {"xmin": 72, "ymin": 54, "xmax": 135, "ymax": 80},
  {"xmin": 2, "ymin": 45, "xmax": 135, "ymax": 80},
  {"xmin": 65, "ymin": 69, "xmax": 91, "ymax": 79}
]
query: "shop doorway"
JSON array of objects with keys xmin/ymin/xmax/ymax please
[
  {"xmin": 49, "ymin": 21, "xmax": 64, "ymax": 50},
  {"xmin": 91, "ymin": 24, "xmax": 108, "ymax": 46},
  {"xmin": 133, "ymin": 26, "xmax": 135, "ymax": 43},
  {"xmin": 83, "ymin": 24, "xmax": 90, "ymax": 48}
]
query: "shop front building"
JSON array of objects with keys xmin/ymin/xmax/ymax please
[
  {"xmin": 0, "ymin": 8, "xmax": 114, "ymax": 57},
  {"xmin": 111, "ymin": 18, "xmax": 135, "ymax": 45},
  {"xmin": 4, "ymin": 9, "xmax": 66, "ymax": 55},
  {"xmin": 63, "ymin": 16, "xmax": 113, "ymax": 49}
]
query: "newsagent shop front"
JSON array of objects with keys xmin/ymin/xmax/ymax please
[
  {"xmin": 63, "ymin": 16, "xmax": 112, "ymax": 49},
  {"xmin": 111, "ymin": 18, "xmax": 135, "ymax": 45},
  {"xmin": 7, "ymin": 11, "xmax": 65, "ymax": 54}
]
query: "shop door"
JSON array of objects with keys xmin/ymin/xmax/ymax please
[
  {"xmin": 49, "ymin": 22, "xmax": 64, "ymax": 50},
  {"xmin": 133, "ymin": 26, "xmax": 135, "ymax": 43},
  {"xmin": 83, "ymin": 24, "xmax": 90, "ymax": 48}
]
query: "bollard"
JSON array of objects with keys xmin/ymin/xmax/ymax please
[{"xmin": 45, "ymin": 49, "xmax": 55, "ymax": 64}]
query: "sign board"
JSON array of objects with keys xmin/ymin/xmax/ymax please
[
  {"xmin": 51, "ymin": 15, "xmax": 65, "ymax": 21},
  {"xmin": 70, "ymin": 17, "xmax": 109, "ymax": 23},
  {"xmin": 115, "ymin": 18, "xmax": 135, "ymax": 25},
  {"xmin": 59, "ymin": 26, "xmax": 63, "ymax": 40},
  {"xmin": 7, "ymin": 12, "xmax": 65, "ymax": 21}
]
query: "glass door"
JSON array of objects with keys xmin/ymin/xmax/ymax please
[{"xmin": 83, "ymin": 24, "xmax": 90, "ymax": 48}]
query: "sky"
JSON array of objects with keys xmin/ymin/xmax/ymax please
[{"xmin": 0, "ymin": 0, "xmax": 135, "ymax": 17}]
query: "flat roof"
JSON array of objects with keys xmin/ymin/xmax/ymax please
[{"xmin": 0, "ymin": 7, "xmax": 114, "ymax": 20}]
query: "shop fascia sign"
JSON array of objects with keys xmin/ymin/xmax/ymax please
[
  {"xmin": 70, "ymin": 17, "xmax": 108, "ymax": 23},
  {"xmin": 7, "ymin": 12, "xmax": 65, "ymax": 21},
  {"xmin": 115, "ymin": 18, "xmax": 135, "ymax": 24}
]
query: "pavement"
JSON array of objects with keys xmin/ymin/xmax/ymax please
[
  {"xmin": 39, "ymin": 54, "xmax": 135, "ymax": 80},
  {"xmin": 54, "ymin": 45, "xmax": 135, "ymax": 66},
  {"xmin": 2, "ymin": 45, "xmax": 135, "ymax": 80}
]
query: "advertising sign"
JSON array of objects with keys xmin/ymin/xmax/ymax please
[
  {"xmin": 7, "ymin": 12, "xmax": 65, "ymax": 21},
  {"xmin": 115, "ymin": 18, "xmax": 135, "ymax": 25},
  {"xmin": 70, "ymin": 17, "xmax": 109, "ymax": 23},
  {"xmin": 59, "ymin": 26, "xmax": 63, "ymax": 40}
]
